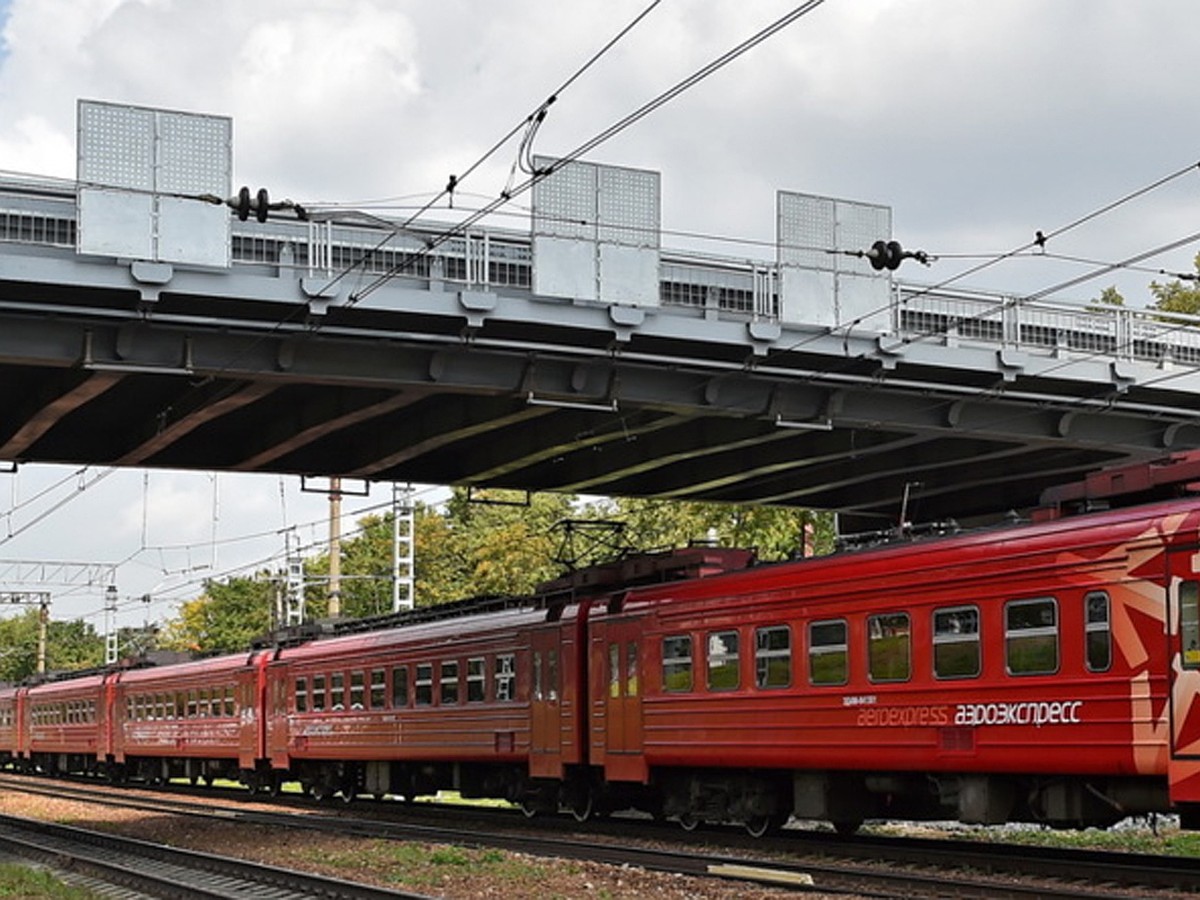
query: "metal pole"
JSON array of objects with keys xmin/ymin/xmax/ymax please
[
  {"xmin": 392, "ymin": 483, "xmax": 414, "ymax": 611},
  {"xmin": 36, "ymin": 597, "xmax": 48, "ymax": 674},
  {"xmin": 328, "ymin": 476, "xmax": 342, "ymax": 618},
  {"xmin": 104, "ymin": 584, "xmax": 118, "ymax": 665}
]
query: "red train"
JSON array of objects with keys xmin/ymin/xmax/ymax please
[{"xmin": 6, "ymin": 453, "xmax": 1200, "ymax": 835}]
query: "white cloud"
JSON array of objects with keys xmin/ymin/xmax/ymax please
[{"xmin": 2, "ymin": 0, "xmax": 1200, "ymax": 622}]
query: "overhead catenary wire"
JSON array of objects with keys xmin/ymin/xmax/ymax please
[
  {"xmin": 347, "ymin": 0, "xmax": 829, "ymax": 303},
  {"xmin": 316, "ymin": 0, "xmax": 666, "ymax": 298}
]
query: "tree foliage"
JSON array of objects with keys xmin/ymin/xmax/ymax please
[
  {"xmin": 159, "ymin": 576, "xmax": 274, "ymax": 654},
  {"xmin": 159, "ymin": 489, "xmax": 834, "ymax": 655},
  {"xmin": 586, "ymin": 497, "xmax": 834, "ymax": 562},
  {"xmin": 1149, "ymin": 252, "xmax": 1200, "ymax": 315},
  {"xmin": 0, "ymin": 610, "xmax": 104, "ymax": 683}
]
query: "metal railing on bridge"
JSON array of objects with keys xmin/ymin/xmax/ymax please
[{"xmin": 3, "ymin": 172, "xmax": 1200, "ymax": 367}]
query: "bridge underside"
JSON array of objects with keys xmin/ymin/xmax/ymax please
[{"xmin": 1, "ymin": 273, "xmax": 1192, "ymax": 528}]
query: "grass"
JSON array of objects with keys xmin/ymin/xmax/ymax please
[
  {"xmin": 872, "ymin": 818, "xmax": 1200, "ymax": 857},
  {"xmin": 320, "ymin": 841, "xmax": 566, "ymax": 891},
  {"xmin": 0, "ymin": 863, "xmax": 101, "ymax": 899}
]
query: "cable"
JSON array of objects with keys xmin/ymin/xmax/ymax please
[
  {"xmin": 349, "ymin": 0, "xmax": 829, "ymax": 303},
  {"xmin": 314, "ymin": 0, "xmax": 666, "ymax": 298}
]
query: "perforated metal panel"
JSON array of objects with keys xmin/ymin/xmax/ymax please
[
  {"xmin": 777, "ymin": 191, "xmax": 891, "ymax": 330},
  {"xmin": 532, "ymin": 156, "xmax": 660, "ymax": 305},
  {"xmin": 77, "ymin": 100, "xmax": 232, "ymax": 267},
  {"xmin": 778, "ymin": 193, "xmax": 835, "ymax": 270},
  {"xmin": 533, "ymin": 158, "xmax": 596, "ymax": 242},
  {"xmin": 598, "ymin": 165, "xmax": 659, "ymax": 248}
]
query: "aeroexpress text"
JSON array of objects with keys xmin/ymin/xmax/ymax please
[{"xmin": 844, "ymin": 695, "xmax": 1085, "ymax": 728}]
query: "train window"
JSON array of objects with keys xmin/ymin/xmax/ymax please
[
  {"xmin": 756, "ymin": 625, "xmax": 791, "ymax": 689},
  {"xmin": 662, "ymin": 635, "xmax": 693, "ymax": 692},
  {"xmin": 350, "ymin": 671, "xmax": 365, "ymax": 709},
  {"xmin": 467, "ymin": 658, "xmax": 486, "ymax": 702},
  {"xmin": 495, "ymin": 654, "xmax": 515, "ymax": 701},
  {"xmin": 441, "ymin": 661, "xmax": 460, "ymax": 705},
  {"xmin": 223, "ymin": 687, "xmax": 235, "ymax": 717},
  {"xmin": 868, "ymin": 613, "xmax": 911, "ymax": 682},
  {"xmin": 1085, "ymin": 592, "xmax": 1112, "ymax": 673},
  {"xmin": 175, "ymin": 693, "xmax": 185, "ymax": 719},
  {"xmin": 548, "ymin": 650, "xmax": 560, "ymax": 701},
  {"xmin": 934, "ymin": 606, "xmax": 980, "ymax": 679},
  {"xmin": 370, "ymin": 669, "xmax": 386, "ymax": 708},
  {"xmin": 627, "ymin": 642, "xmax": 640, "ymax": 697},
  {"xmin": 415, "ymin": 664, "xmax": 433, "ymax": 706},
  {"xmin": 295, "ymin": 677, "xmax": 308, "ymax": 713},
  {"xmin": 809, "ymin": 619, "xmax": 848, "ymax": 686},
  {"xmin": 533, "ymin": 652, "xmax": 544, "ymax": 701},
  {"xmin": 1005, "ymin": 597, "xmax": 1059, "ymax": 675},
  {"xmin": 330, "ymin": 672, "xmax": 346, "ymax": 711},
  {"xmin": 312, "ymin": 675, "xmax": 327, "ymax": 711},
  {"xmin": 609, "ymin": 644, "xmax": 620, "ymax": 699},
  {"xmin": 1183, "ymin": 581, "xmax": 1200, "ymax": 669},
  {"xmin": 706, "ymin": 630, "xmax": 740, "ymax": 691},
  {"xmin": 392, "ymin": 666, "xmax": 409, "ymax": 707}
]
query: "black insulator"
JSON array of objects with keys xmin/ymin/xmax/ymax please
[{"xmin": 235, "ymin": 186, "xmax": 251, "ymax": 221}]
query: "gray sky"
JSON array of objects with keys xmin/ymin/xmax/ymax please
[{"xmin": 2, "ymin": 0, "xmax": 1199, "ymax": 628}]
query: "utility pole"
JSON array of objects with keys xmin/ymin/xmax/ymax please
[
  {"xmin": 328, "ymin": 476, "xmax": 342, "ymax": 618},
  {"xmin": 392, "ymin": 483, "xmax": 415, "ymax": 611},
  {"xmin": 283, "ymin": 529, "xmax": 305, "ymax": 627},
  {"xmin": 104, "ymin": 584, "xmax": 118, "ymax": 665}
]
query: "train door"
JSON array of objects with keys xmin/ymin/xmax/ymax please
[
  {"xmin": 530, "ymin": 626, "xmax": 563, "ymax": 777},
  {"xmin": 265, "ymin": 663, "xmax": 291, "ymax": 769},
  {"xmin": 237, "ymin": 652, "xmax": 268, "ymax": 769},
  {"xmin": 604, "ymin": 618, "xmax": 647, "ymax": 783},
  {"xmin": 1168, "ymin": 547, "xmax": 1200, "ymax": 808}
]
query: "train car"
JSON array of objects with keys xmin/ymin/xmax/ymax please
[
  {"xmin": 577, "ymin": 487, "xmax": 1200, "ymax": 834},
  {"xmin": 22, "ymin": 673, "xmax": 106, "ymax": 777},
  {"xmin": 264, "ymin": 599, "xmax": 591, "ymax": 812},
  {"xmin": 110, "ymin": 650, "xmax": 271, "ymax": 786},
  {"xmin": 0, "ymin": 685, "xmax": 20, "ymax": 767}
]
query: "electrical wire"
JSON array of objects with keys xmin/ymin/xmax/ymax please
[
  {"xmin": 348, "ymin": 0, "xmax": 829, "ymax": 303},
  {"xmin": 316, "ymin": 0, "xmax": 666, "ymax": 298}
]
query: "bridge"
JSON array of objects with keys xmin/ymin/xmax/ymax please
[{"xmin": 2, "ymin": 100, "xmax": 1200, "ymax": 528}]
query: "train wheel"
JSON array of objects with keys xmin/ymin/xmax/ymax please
[
  {"xmin": 678, "ymin": 813, "xmax": 701, "ymax": 832},
  {"xmin": 744, "ymin": 813, "xmax": 788, "ymax": 838},
  {"xmin": 519, "ymin": 797, "xmax": 540, "ymax": 819},
  {"xmin": 340, "ymin": 786, "xmax": 356, "ymax": 804},
  {"xmin": 569, "ymin": 789, "xmax": 594, "ymax": 823}
]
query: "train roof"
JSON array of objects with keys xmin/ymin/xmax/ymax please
[
  {"xmin": 114, "ymin": 649, "xmax": 264, "ymax": 684},
  {"xmin": 606, "ymin": 488, "xmax": 1200, "ymax": 617},
  {"xmin": 274, "ymin": 603, "xmax": 566, "ymax": 662}
]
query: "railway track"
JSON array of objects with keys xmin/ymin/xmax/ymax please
[
  {"xmin": 1, "ymin": 773, "xmax": 1195, "ymax": 898},
  {"xmin": 0, "ymin": 810, "xmax": 435, "ymax": 900}
]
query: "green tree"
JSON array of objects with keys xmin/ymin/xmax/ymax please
[
  {"xmin": 159, "ymin": 576, "xmax": 274, "ymax": 654},
  {"xmin": 1150, "ymin": 252, "xmax": 1200, "ymax": 315},
  {"xmin": 0, "ymin": 610, "xmax": 104, "ymax": 682},
  {"xmin": 585, "ymin": 497, "xmax": 834, "ymax": 562},
  {"xmin": 1088, "ymin": 285, "xmax": 1125, "ymax": 310}
]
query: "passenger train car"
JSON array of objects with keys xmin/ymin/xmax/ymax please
[{"xmin": 4, "ymin": 454, "xmax": 1200, "ymax": 835}]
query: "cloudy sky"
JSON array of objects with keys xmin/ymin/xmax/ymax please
[{"xmin": 2, "ymin": 0, "xmax": 1199, "ymax": 628}]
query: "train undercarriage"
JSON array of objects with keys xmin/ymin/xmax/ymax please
[{"xmin": 5, "ymin": 753, "xmax": 1180, "ymax": 835}]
